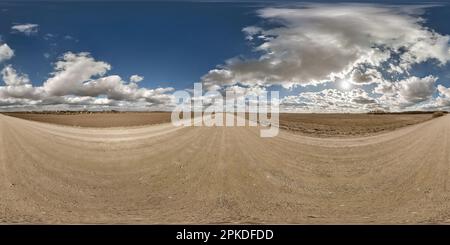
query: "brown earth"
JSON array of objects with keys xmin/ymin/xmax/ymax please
[
  {"xmin": 279, "ymin": 113, "xmax": 433, "ymax": 137},
  {"xmin": 3, "ymin": 112, "xmax": 433, "ymax": 137},
  {"xmin": 1, "ymin": 113, "xmax": 450, "ymax": 224},
  {"xmin": 3, "ymin": 112, "xmax": 172, "ymax": 128}
]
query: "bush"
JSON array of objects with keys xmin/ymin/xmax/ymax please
[{"xmin": 433, "ymin": 111, "xmax": 445, "ymax": 118}]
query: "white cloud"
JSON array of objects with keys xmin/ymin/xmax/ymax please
[
  {"xmin": 11, "ymin": 23, "xmax": 39, "ymax": 36},
  {"xmin": 130, "ymin": 75, "xmax": 144, "ymax": 83},
  {"xmin": 2, "ymin": 4, "xmax": 450, "ymax": 112},
  {"xmin": 43, "ymin": 52, "xmax": 111, "ymax": 96},
  {"xmin": 242, "ymin": 26, "xmax": 263, "ymax": 41},
  {"xmin": 43, "ymin": 33, "xmax": 55, "ymax": 40},
  {"xmin": 279, "ymin": 76, "xmax": 440, "ymax": 112},
  {"xmin": 201, "ymin": 5, "xmax": 450, "ymax": 92},
  {"xmin": 0, "ymin": 65, "xmax": 42, "ymax": 101},
  {"xmin": 374, "ymin": 80, "xmax": 395, "ymax": 95},
  {"xmin": 281, "ymin": 88, "xmax": 379, "ymax": 112},
  {"xmin": 1, "ymin": 65, "xmax": 30, "ymax": 86},
  {"xmin": 437, "ymin": 85, "xmax": 450, "ymax": 98},
  {"xmin": 374, "ymin": 75, "xmax": 437, "ymax": 109},
  {"xmin": 42, "ymin": 52, "xmax": 175, "ymax": 105},
  {"xmin": 0, "ymin": 52, "xmax": 175, "ymax": 110},
  {"xmin": 0, "ymin": 43, "xmax": 14, "ymax": 62},
  {"xmin": 397, "ymin": 75, "xmax": 436, "ymax": 104},
  {"xmin": 350, "ymin": 68, "xmax": 383, "ymax": 85},
  {"xmin": 423, "ymin": 84, "xmax": 450, "ymax": 109}
]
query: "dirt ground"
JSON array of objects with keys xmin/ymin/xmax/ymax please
[
  {"xmin": 1, "ymin": 113, "xmax": 450, "ymax": 224},
  {"xmin": 3, "ymin": 112, "xmax": 172, "ymax": 128},
  {"xmin": 278, "ymin": 113, "xmax": 433, "ymax": 137},
  {"xmin": 3, "ymin": 112, "xmax": 433, "ymax": 137}
]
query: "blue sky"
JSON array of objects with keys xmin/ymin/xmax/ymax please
[
  {"xmin": 0, "ymin": 1, "xmax": 262, "ymax": 90},
  {"xmin": 1, "ymin": 1, "xmax": 450, "ymax": 111}
]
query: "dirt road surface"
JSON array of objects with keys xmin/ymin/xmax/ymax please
[{"xmin": 1, "ymin": 114, "xmax": 450, "ymax": 224}]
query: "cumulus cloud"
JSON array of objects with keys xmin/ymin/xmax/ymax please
[
  {"xmin": 281, "ymin": 88, "xmax": 379, "ymax": 112},
  {"xmin": 43, "ymin": 52, "xmax": 111, "ymax": 96},
  {"xmin": 11, "ymin": 23, "xmax": 39, "ymax": 36},
  {"xmin": 437, "ymin": 85, "xmax": 450, "ymax": 98},
  {"xmin": 2, "ymin": 4, "xmax": 450, "ymax": 112},
  {"xmin": 374, "ymin": 75, "xmax": 437, "ymax": 109},
  {"xmin": 198, "ymin": 4, "xmax": 450, "ymax": 112},
  {"xmin": 282, "ymin": 75, "xmax": 438, "ymax": 112},
  {"xmin": 201, "ymin": 4, "xmax": 450, "ymax": 92},
  {"xmin": 0, "ymin": 65, "xmax": 42, "ymax": 102},
  {"xmin": 422, "ymin": 84, "xmax": 450, "ymax": 109},
  {"xmin": 1, "ymin": 65, "xmax": 30, "ymax": 86},
  {"xmin": 397, "ymin": 75, "xmax": 436, "ymax": 104},
  {"xmin": 350, "ymin": 68, "xmax": 383, "ymax": 85},
  {"xmin": 0, "ymin": 52, "xmax": 175, "ymax": 110},
  {"xmin": 0, "ymin": 43, "xmax": 14, "ymax": 62},
  {"xmin": 242, "ymin": 26, "xmax": 263, "ymax": 41},
  {"xmin": 130, "ymin": 75, "xmax": 144, "ymax": 83}
]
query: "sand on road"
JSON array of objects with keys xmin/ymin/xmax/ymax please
[{"xmin": 1, "ymin": 114, "xmax": 450, "ymax": 224}]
